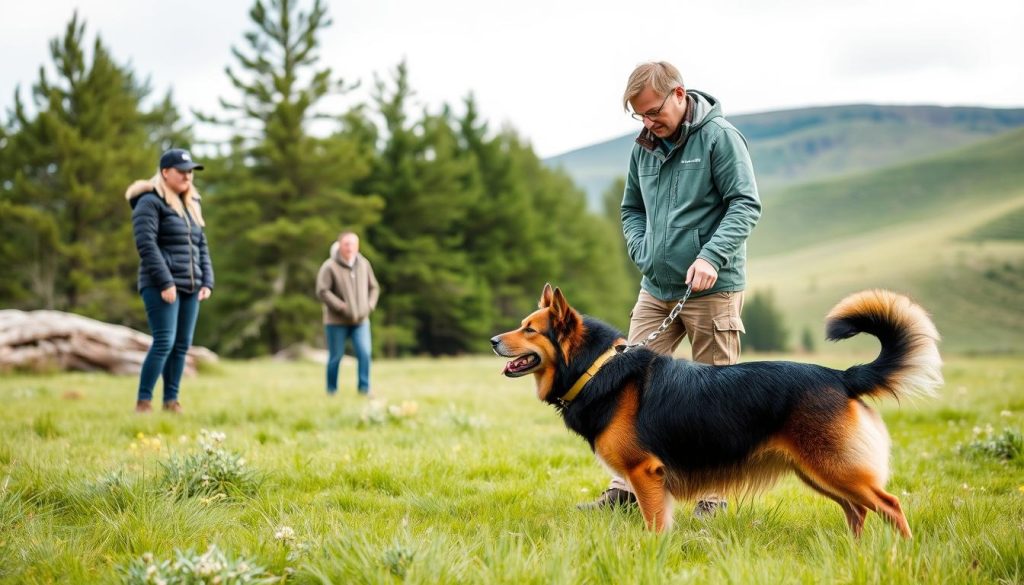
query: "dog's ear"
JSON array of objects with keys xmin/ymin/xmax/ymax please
[
  {"xmin": 549, "ymin": 287, "xmax": 579, "ymax": 333},
  {"xmin": 539, "ymin": 283, "xmax": 554, "ymax": 308}
]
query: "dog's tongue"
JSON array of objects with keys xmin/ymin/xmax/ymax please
[{"xmin": 503, "ymin": 356, "xmax": 529, "ymax": 374}]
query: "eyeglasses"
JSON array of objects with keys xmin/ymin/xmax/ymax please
[{"xmin": 631, "ymin": 89, "xmax": 678, "ymax": 122}]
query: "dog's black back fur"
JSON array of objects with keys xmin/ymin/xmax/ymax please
[{"xmin": 557, "ymin": 316, "xmax": 851, "ymax": 471}]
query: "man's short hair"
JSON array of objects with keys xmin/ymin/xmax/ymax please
[
  {"xmin": 338, "ymin": 230, "xmax": 358, "ymax": 241},
  {"xmin": 622, "ymin": 62, "xmax": 685, "ymax": 112}
]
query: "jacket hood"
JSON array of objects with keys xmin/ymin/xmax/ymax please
[
  {"xmin": 686, "ymin": 90, "xmax": 719, "ymax": 131},
  {"xmin": 329, "ymin": 241, "xmax": 363, "ymax": 267},
  {"xmin": 125, "ymin": 180, "xmax": 156, "ymax": 209},
  {"xmin": 635, "ymin": 89, "xmax": 722, "ymax": 152},
  {"xmin": 124, "ymin": 175, "xmax": 205, "ymax": 225}
]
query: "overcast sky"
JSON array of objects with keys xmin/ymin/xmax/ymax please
[{"xmin": 1, "ymin": 0, "xmax": 1021, "ymax": 157}]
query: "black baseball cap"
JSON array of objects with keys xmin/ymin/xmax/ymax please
[{"xmin": 159, "ymin": 148, "xmax": 204, "ymax": 171}]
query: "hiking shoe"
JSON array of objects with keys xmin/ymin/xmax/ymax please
[
  {"xmin": 162, "ymin": 400, "xmax": 183, "ymax": 414},
  {"xmin": 577, "ymin": 488, "xmax": 638, "ymax": 510},
  {"xmin": 135, "ymin": 399, "xmax": 152, "ymax": 413},
  {"xmin": 693, "ymin": 499, "xmax": 727, "ymax": 518}
]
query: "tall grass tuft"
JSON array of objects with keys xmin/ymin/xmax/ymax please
[
  {"xmin": 958, "ymin": 425, "xmax": 1023, "ymax": 461},
  {"xmin": 119, "ymin": 545, "xmax": 273, "ymax": 584},
  {"xmin": 161, "ymin": 430, "xmax": 261, "ymax": 500}
]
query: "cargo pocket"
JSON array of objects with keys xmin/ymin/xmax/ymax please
[{"xmin": 711, "ymin": 315, "xmax": 745, "ymax": 365}]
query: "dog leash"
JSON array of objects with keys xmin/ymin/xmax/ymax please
[
  {"xmin": 558, "ymin": 284, "xmax": 693, "ymax": 408},
  {"xmin": 616, "ymin": 284, "xmax": 693, "ymax": 354}
]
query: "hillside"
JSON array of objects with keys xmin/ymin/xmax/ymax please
[
  {"xmin": 745, "ymin": 129, "xmax": 1024, "ymax": 355},
  {"xmin": 546, "ymin": 104, "xmax": 1024, "ymax": 208},
  {"xmin": 747, "ymin": 128, "xmax": 1024, "ymax": 256}
]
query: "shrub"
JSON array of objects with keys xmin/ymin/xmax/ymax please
[
  {"xmin": 382, "ymin": 544, "xmax": 415, "ymax": 578},
  {"xmin": 358, "ymin": 399, "xmax": 419, "ymax": 427},
  {"xmin": 120, "ymin": 545, "xmax": 272, "ymax": 584},
  {"xmin": 160, "ymin": 430, "xmax": 260, "ymax": 499},
  {"xmin": 958, "ymin": 425, "xmax": 1023, "ymax": 461}
]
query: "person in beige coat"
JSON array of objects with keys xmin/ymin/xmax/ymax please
[{"xmin": 316, "ymin": 231, "xmax": 379, "ymax": 396}]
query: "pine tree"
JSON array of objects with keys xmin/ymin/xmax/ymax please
[
  {"xmin": 198, "ymin": 0, "xmax": 383, "ymax": 355},
  {"xmin": 514, "ymin": 145, "xmax": 635, "ymax": 330},
  {"xmin": 800, "ymin": 326, "xmax": 816, "ymax": 353},
  {"xmin": 0, "ymin": 12, "xmax": 186, "ymax": 325},
  {"xmin": 455, "ymin": 95, "xmax": 548, "ymax": 331},
  {"xmin": 602, "ymin": 176, "xmax": 626, "ymax": 225},
  {"xmin": 366, "ymin": 63, "xmax": 486, "ymax": 356},
  {"xmin": 743, "ymin": 289, "xmax": 790, "ymax": 352},
  {"xmin": 600, "ymin": 175, "xmax": 642, "ymax": 304}
]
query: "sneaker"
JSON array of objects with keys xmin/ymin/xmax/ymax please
[
  {"xmin": 162, "ymin": 400, "xmax": 183, "ymax": 414},
  {"xmin": 577, "ymin": 487, "xmax": 638, "ymax": 510},
  {"xmin": 693, "ymin": 499, "xmax": 727, "ymax": 518},
  {"xmin": 135, "ymin": 399, "xmax": 152, "ymax": 413}
]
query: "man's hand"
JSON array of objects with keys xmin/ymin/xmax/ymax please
[
  {"xmin": 199, "ymin": 287, "xmax": 212, "ymax": 301},
  {"xmin": 685, "ymin": 258, "xmax": 718, "ymax": 293},
  {"xmin": 161, "ymin": 287, "xmax": 177, "ymax": 304}
]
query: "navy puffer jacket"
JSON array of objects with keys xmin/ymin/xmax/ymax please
[{"xmin": 127, "ymin": 180, "xmax": 214, "ymax": 293}]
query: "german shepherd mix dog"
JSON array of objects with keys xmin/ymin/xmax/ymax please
[{"xmin": 491, "ymin": 285, "xmax": 942, "ymax": 536}]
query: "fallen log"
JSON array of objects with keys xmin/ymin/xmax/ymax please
[{"xmin": 0, "ymin": 310, "xmax": 218, "ymax": 375}]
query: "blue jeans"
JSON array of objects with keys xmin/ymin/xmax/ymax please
[
  {"xmin": 325, "ymin": 321, "xmax": 371, "ymax": 393},
  {"xmin": 137, "ymin": 287, "xmax": 200, "ymax": 403}
]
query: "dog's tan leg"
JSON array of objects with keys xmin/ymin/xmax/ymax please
[
  {"xmin": 788, "ymin": 398, "xmax": 910, "ymax": 537},
  {"xmin": 864, "ymin": 486, "xmax": 911, "ymax": 538},
  {"xmin": 827, "ymin": 481, "xmax": 911, "ymax": 538},
  {"xmin": 794, "ymin": 469, "xmax": 867, "ymax": 537},
  {"xmin": 626, "ymin": 458, "xmax": 673, "ymax": 532},
  {"xmin": 803, "ymin": 469, "xmax": 911, "ymax": 538}
]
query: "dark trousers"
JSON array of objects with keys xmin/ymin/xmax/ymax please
[{"xmin": 137, "ymin": 287, "xmax": 200, "ymax": 402}]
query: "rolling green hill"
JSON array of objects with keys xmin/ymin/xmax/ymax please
[
  {"xmin": 747, "ymin": 128, "xmax": 1024, "ymax": 256},
  {"xmin": 965, "ymin": 204, "xmax": 1024, "ymax": 242},
  {"xmin": 745, "ymin": 128, "xmax": 1024, "ymax": 355},
  {"xmin": 546, "ymin": 104, "xmax": 1024, "ymax": 208}
]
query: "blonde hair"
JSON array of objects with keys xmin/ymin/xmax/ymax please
[
  {"xmin": 152, "ymin": 171, "xmax": 206, "ymax": 227},
  {"xmin": 622, "ymin": 61, "xmax": 684, "ymax": 111}
]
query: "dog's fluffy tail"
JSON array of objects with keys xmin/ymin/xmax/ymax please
[{"xmin": 826, "ymin": 289, "xmax": 943, "ymax": 400}]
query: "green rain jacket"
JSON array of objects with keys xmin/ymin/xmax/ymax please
[{"xmin": 621, "ymin": 90, "xmax": 761, "ymax": 301}]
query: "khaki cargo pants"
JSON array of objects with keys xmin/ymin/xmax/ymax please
[
  {"xmin": 608, "ymin": 289, "xmax": 745, "ymax": 499},
  {"xmin": 627, "ymin": 289, "xmax": 745, "ymax": 364}
]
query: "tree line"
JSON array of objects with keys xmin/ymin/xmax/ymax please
[{"xmin": 0, "ymin": 0, "xmax": 638, "ymax": 357}]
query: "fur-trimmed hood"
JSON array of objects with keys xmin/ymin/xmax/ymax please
[{"xmin": 125, "ymin": 175, "xmax": 205, "ymax": 226}]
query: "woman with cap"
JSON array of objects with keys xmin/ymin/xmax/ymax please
[{"xmin": 124, "ymin": 148, "xmax": 214, "ymax": 413}]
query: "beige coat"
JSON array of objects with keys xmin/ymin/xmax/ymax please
[{"xmin": 316, "ymin": 252, "xmax": 380, "ymax": 325}]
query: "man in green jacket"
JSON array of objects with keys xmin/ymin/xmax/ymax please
[{"xmin": 580, "ymin": 61, "xmax": 761, "ymax": 515}]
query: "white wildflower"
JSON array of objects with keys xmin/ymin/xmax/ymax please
[{"xmin": 275, "ymin": 526, "xmax": 296, "ymax": 542}]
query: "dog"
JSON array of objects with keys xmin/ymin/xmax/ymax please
[{"xmin": 490, "ymin": 284, "xmax": 942, "ymax": 536}]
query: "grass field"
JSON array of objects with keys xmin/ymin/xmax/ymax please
[{"xmin": 1, "ymin": 354, "xmax": 1022, "ymax": 584}]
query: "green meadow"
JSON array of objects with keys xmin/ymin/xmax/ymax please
[{"xmin": 2, "ymin": 354, "xmax": 1022, "ymax": 583}]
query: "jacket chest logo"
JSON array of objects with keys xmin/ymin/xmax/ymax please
[{"xmin": 679, "ymin": 158, "xmax": 702, "ymax": 165}]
